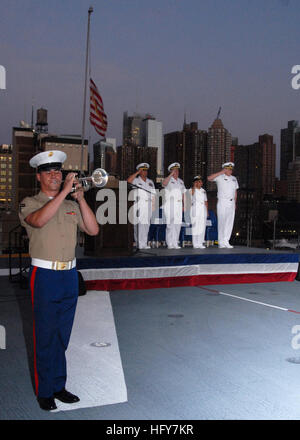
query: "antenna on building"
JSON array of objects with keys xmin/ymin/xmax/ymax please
[
  {"xmin": 31, "ymin": 101, "xmax": 34, "ymax": 129},
  {"xmin": 183, "ymin": 108, "xmax": 188, "ymax": 130},
  {"xmin": 135, "ymin": 84, "xmax": 140, "ymax": 113},
  {"xmin": 216, "ymin": 106, "xmax": 222, "ymax": 119}
]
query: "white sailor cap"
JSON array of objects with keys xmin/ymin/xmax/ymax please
[
  {"xmin": 29, "ymin": 150, "xmax": 67, "ymax": 172},
  {"xmin": 168, "ymin": 162, "xmax": 180, "ymax": 172},
  {"xmin": 222, "ymin": 162, "xmax": 235, "ymax": 169},
  {"xmin": 136, "ymin": 162, "xmax": 150, "ymax": 171},
  {"xmin": 193, "ymin": 175, "xmax": 203, "ymax": 182}
]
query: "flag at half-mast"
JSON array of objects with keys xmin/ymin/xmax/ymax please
[{"xmin": 90, "ymin": 78, "xmax": 107, "ymax": 136}]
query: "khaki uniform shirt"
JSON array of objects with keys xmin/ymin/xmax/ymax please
[{"xmin": 19, "ymin": 191, "xmax": 85, "ymax": 261}]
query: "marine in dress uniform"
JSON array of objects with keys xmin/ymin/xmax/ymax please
[
  {"xmin": 189, "ymin": 176, "xmax": 208, "ymax": 249},
  {"xmin": 207, "ymin": 162, "xmax": 239, "ymax": 248},
  {"xmin": 19, "ymin": 151, "xmax": 99, "ymax": 411},
  {"xmin": 162, "ymin": 163, "xmax": 186, "ymax": 249},
  {"xmin": 127, "ymin": 163, "xmax": 156, "ymax": 249}
]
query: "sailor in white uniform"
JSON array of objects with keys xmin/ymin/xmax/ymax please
[
  {"xmin": 189, "ymin": 176, "xmax": 208, "ymax": 249},
  {"xmin": 127, "ymin": 163, "xmax": 156, "ymax": 249},
  {"xmin": 207, "ymin": 162, "xmax": 239, "ymax": 248},
  {"xmin": 162, "ymin": 162, "xmax": 186, "ymax": 249}
]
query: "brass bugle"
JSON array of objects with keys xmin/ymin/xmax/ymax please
[{"xmin": 69, "ymin": 168, "xmax": 109, "ymax": 192}]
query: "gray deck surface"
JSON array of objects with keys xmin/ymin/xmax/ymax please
[{"xmin": 1, "ymin": 274, "xmax": 300, "ymax": 420}]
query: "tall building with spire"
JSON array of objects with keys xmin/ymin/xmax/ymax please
[{"xmin": 207, "ymin": 117, "xmax": 232, "ymax": 190}]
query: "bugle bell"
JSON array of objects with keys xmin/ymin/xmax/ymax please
[{"xmin": 71, "ymin": 168, "xmax": 109, "ymax": 192}]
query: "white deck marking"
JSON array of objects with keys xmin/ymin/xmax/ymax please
[{"xmin": 198, "ymin": 286, "xmax": 299, "ymax": 313}]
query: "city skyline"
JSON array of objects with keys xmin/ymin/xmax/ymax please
[{"xmin": 1, "ymin": 0, "xmax": 300, "ymax": 177}]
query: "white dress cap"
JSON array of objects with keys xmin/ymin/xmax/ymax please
[
  {"xmin": 136, "ymin": 162, "xmax": 150, "ymax": 170},
  {"xmin": 193, "ymin": 175, "xmax": 203, "ymax": 181},
  {"xmin": 222, "ymin": 162, "xmax": 235, "ymax": 169},
  {"xmin": 168, "ymin": 162, "xmax": 180, "ymax": 172},
  {"xmin": 29, "ymin": 150, "xmax": 67, "ymax": 169}
]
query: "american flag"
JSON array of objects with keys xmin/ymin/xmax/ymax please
[{"xmin": 90, "ymin": 78, "xmax": 107, "ymax": 137}]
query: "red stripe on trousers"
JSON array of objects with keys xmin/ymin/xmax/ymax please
[{"xmin": 30, "ymin": 266, "xmax": 39, "ymax": 396}]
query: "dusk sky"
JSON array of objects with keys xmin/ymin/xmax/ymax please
[{"xmin": 1, "ymin": 0, "xmax": 300, "ymax": 175}]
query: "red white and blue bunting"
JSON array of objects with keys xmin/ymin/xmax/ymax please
[{"xmin": 77, "ymin": 253, "xmax": 299, "ymax": 291}]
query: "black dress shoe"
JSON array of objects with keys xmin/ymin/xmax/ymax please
[
  {"xmin": 53, "ymin": 388, "xmax": 80, "ymax": 404},
  {"xmin": 37, "ymin": 397, "xmax": 57, "ymax": 411}
]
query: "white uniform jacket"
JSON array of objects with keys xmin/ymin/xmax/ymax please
[
  {"xmin": 163, "ymin": 177, "xmax": 186, "ymax": 224},
  {"xmin": 132, "ymin": 176, "xmax": 156, "ymax": 224},
  {"xmin": 189, "ymin": 187, "xmax": 207, "ymax": 235},
  {"xmin": 213, "ymin": 174, "xmax": 239, "ymax": 201}
]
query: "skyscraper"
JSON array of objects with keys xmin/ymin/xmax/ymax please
[
  {"xmin": 116, "ymin": 144, "xmax": 136, "ymax": 181},
  {"xmin": 163, "ymin": 130, "xmax": 185, "ymax": 176},
  {"xmin": 287, "ymin": 159, "xmax": 300, "ymax": 202},
  {"xmin": 122, "ymin": 112, "xmax": 163, "ymax": 177},
  {"xmin": 184, "ymin": 122, "xmax": 208, "ymax": 186},
  {"xmin": 116, "ymin": 144, "xmax": 157, "ymax": 182},
  {"xmin": 233, "ymin": 134, "xmax": 276, "ymax": 244},
  {"xmin": 280, "ymin": 120, "xmax": 298, "ymax": 181},
  {"xmin": 0, "ymin": 144, "xmax": 13, "ymax": 211},
  {"xmin": 12, "ymin": 126, "xmax": 37, "ymax": 212},
  {"xmin": 295, "ymin": 130, "xmax": 300, "ymax": 158},
  {"xmin": 207, "ymin": 117, "xmax": 232, "ymax": 191},
  {"xmin": 258, "ymin": 134, "xmax": 276, "ymax": 196},
  {"xmin": 93, "ymin": 138, "xmax": 117, "ymax": 175},
  {"xmin": 164, "ymin": 121, "xmax": 207, "ymax": 187},
  {"xmin": 143, "ymin": 118, "xmax": 163, "ymax": 176},
  {"xmin": 0, "ymin": 144, "xmax": 17, "ymax": 251},
  {"xmin": 234, "ymin": 134, "xmax": 276, "ymax": 197},
  {"xmin": 123, "ymin": 112, "xmax": 144, "ymax": 147}
]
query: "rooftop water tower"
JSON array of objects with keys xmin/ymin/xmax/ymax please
[{"xmin": 36, "ymin": 108, "xmax": 48, "ymax": 133}]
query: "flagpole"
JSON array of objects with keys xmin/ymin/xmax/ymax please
[{"xmin": 80, "ymin": 6, "xmax": 93, "ymax": 174}]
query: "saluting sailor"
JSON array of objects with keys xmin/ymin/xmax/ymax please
[
  {"xmin": 127, "ymin": 163, "xmax": 156, "ymax": 249},
  {"xmin": 19, "ymin": 150, "xmax": 99, "ymax": 411},
  {"xmin": 207, "ymin": 162, "xmax": 239, "ymax": 248},
  {"xmin": 162, "ymin": 162, "xmax": 186, "ymax": 249},
  {"xmin": 189, "ymin": 176, "xmax": 208, "ymax": 249}
]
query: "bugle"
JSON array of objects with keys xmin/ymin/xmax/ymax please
[{"xmin": 70, "ymin": 168, "xmax": 109, "ymax": 192}]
